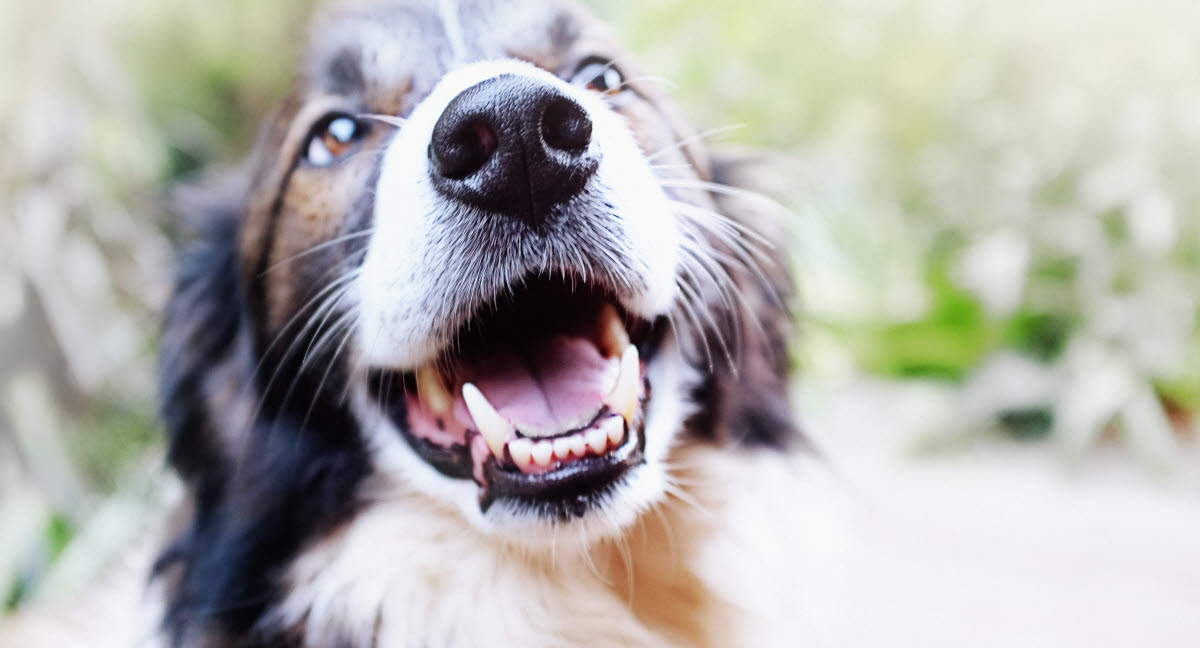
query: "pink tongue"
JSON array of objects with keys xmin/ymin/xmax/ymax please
[{"xmin": 467, "ymin": 336, "xmax": 619, "ymax": 434}]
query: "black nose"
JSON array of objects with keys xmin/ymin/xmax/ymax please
[{"xmin": 428, "ymin": 74, "xmax": 599, "ymax": 230}]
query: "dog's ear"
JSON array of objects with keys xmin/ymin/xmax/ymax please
[
  {"xmin": 691, "ymin": 152, "xmax": 801, "ymax": 450},
  {"xmin": 157, "ymin": 171, "xmax": 250, "ymax": 495},
  {"xmin": 155, "ymin": 171, "xmax": 253, "ymax": 642},
  {"xmin": 156, "ymin": 166, "xmax": 372, "ymax": 644}
]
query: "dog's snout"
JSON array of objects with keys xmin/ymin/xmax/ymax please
[
  {"xmin": 540, "ymin": 97, "xmax": 592, "ymax": 152},
  {"xmin": 428, "ymin": 74, "xmax": 599, "ymax": 229}
]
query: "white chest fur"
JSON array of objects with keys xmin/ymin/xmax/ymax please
[{"xmin": 268, "ymin": 447, "xmax": 845, "ymax": 647}]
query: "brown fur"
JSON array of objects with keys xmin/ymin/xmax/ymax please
[{"xmin": 26, "ymin": 2, "xmax": 803, "ymax": 646}]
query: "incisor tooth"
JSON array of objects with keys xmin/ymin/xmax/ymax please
[
  {"xmin": 416, "ymin": 364, "xmax": 452, "ymax": 414},
  {"xmin": 462, "ymin": 383, "xmax": 512, "ymax": 458},
  {"xmin": 553, "ymin": 437, "xmax": 573, "ymax": 461},
  {"xmin": 509, "ymin": 438, "xmax": 534, "ymax": 472},
  {"xmin": 604, "ymin": 416, "xmax": 625, "ymax": 446},
  {"xmin": 585, "ymin": 427, "xmax": 608, "ymax": 455},
  {"xmin": 531, "ymin": 441, "xmax": 554, "ymax": 467},
  {"xmin": 566, "ymin": 433, "xmax": 587, "ymax": 458},
  {"xmin": 604, "ymin": 345, "xmax": 640, "ymax": 423},
  {"xmin": 598, "ymin": 303, "xmax": 630, "ymax": 357}
]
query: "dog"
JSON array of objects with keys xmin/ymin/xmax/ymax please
[{"xmin": 149, "ymin": 0, "xmax": 826, "ymax": 645}]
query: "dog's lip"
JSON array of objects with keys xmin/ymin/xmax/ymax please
[
  {"xmin": 365, "ymin": 275, "xmax": 666, "ymax": 513},
  {"xmin": 368, "ymin": 355, "xmax": 652, "ymax": 514},
  {"xmin": 479, "ymin": 418, "xmax": 647, "ymax": 516}
]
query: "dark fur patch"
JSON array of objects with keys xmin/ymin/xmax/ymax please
[
  {"xmin": 158, "ymin": 178, "xmax": 244, "ymax": 491},
  {"xmin": 157, "ymin": 176, "xmax": 372, "ymax": 646},
  {"xmin": 324, "ymin": 47, "xmax": 366, "ymax": 96},
  {"xmin": 155, "ymin": 3, "xmax": 802, "ymax": 645},
  {"xmin": 684, "ymin": 154, "xmax": 801, "ymax": 450},
  {"xmin": 547, "ymin": 12, "xmax": 579, "ymax": 52}
]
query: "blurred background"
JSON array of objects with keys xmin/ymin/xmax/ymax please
[{"xmin": 1, "ymin": 0, "xmax": 1197, "ymax": 637}]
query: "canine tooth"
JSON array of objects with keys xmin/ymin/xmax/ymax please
[
  {"xmin": 566, "ymin": 433, "xmax": 587, "ymax": 458},
  {"xmin": 462, "ymin": 383, "xmax": 512, "ymax": 458},
  {"xmin": 604, "ymin": 345, "xmax": 640, "ymax": 423},
  {"xmin": 531, "ymin": 441, "xmax": 554, "ymax": 467},
  {"xmin": 585, "ymin": 427, "xmax": 608, "ymax": 455},
  {"xmin": 509, "ymin": 438, "xmax": 534, "ymax": 472},
  {"xmin": 598, "ymin": 303, "xmax": 630, "ymax": 356},
  {"xmin": 553, "ymin": 437, "xmax": 573, "ymax": 461},
  {"xmin": 416, "ymin": 364, "xmax": 452, "ymax": 414},
  {"xmin": 604, "ymin": 416, "xmax": 625, "ymax": 446}
]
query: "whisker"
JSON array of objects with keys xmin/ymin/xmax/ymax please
[
  {"xmin": 686, "ymin": 248, "xmax": 767, "ymax": 343},
  {"xmin": 649, "ymin": 502, "xmax": 678, "ymax": 565},
  {"xmin": 340, "ymin": 311, "xmax": 385, "ymax": 405},
  {"xmin": 613, "ymin": 74, "xmax": 679, "ymax": 92},
  {"xmin": 672, "ymin": 202, "xmax": 772, "ymax": 255},
  {"xmin": 245, "ymin": 266, "xmax": 356, "ymax": 392},
  {"xmin": 613, "ymin": 530, "xmax": 635, "ymax": 605},
  {"xmin": 589, "ymin": 53, "xmax": 641, "ymax": 80},
  {"xmin": 671, "ymin": 202, "xmax": 782, "ymax": 309},
  {"xmin": 663, "ymin": 482, "xmax": 706, "ymax": 513},
  {"xmin": 677, "ymin": 245, "xmax": 737, "ymax": 317},
  {"xmin": 673, "ymin": 209, "xmax": 772, "ymax": 284},
  {"xmin": 236, "ymin": 269, "xmax": 361, "ymax": 463},
  {"xmin": 357, "ymin": 113, "xmax": 407, "ymax": 128},
  {"xmin": 677, "ymin": 243, "xmax": 744, "ymax": 348},
  {"xmin": 671, "ymin": 278, "xmax": 715, "ymax": 370},
  {"xmin": 259, "ymin": 230, "xmax": 374, "ymax": 276},
  {"xmin": 646, "ymin": 124, "xmax": 746, "ymax": 162},
  {"xmin": 659, "ymin": 179, "xmax": 790, "ymax": 220},
  {"xmin": 301, "ymin": 283, "xmax": 360, "ymax": 365},
  {"xmin": 577, "ymin": 525, "xmax": 607, "ymax": 584},
  {"xmin": 666, "ymin": 197, "xmax": 777, "ymax": 250},
  {"xmin": 302, "ymin": 308, "xmax": 359, "ymax": 371},
  {"xmin": 677, "ymin": 275, "xmax": 735, "ymax": 369},
  {"xmin": 673, "ymin": 212, "xmax": 785, "ymax": 362},
  {"xmin": 649, "ymin": 162, "xmax": 694, "ymax": 172},
  {"xmin": 298, "ymin": 311, "xmax": 361, "ymax": 432}
]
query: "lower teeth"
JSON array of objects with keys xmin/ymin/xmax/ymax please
[{"xmin": 504, "ymin": 414, "xmax": 627, "ymax": 474}]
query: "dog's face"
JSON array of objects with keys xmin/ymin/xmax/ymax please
[{"xmin": 160, "ymin": 0, "xmax": 794, "ymax": 641}]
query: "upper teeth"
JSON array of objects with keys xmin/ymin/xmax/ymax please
[
  {"xmin": 604, "ymin": 345, "xmax": 640, "ymax": 424},
  {"xmin": 416, "ymin": 303, "xmax": 642, "ymax": 468},
  {"xmin": 416, "ymin": 364, "xmax": 453, "ymax": 414},
  {"xmin": 462, "ymin": 382, "xmax": 513, "ymax": 458},
  {"xmin": 598, "ymin": 303, "xmax": 630, "ymax": 357}
]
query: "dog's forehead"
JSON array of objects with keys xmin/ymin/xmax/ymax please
[{"xmin": 305, "ymin": 0, "xmax": 602, "ymax": 110}]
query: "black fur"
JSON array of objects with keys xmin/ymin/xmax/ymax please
[
  {"xmin": 156, "ymin": 179, "xmax": 371, "ymax": 646},
  {"xmin": 154, "ymin": 30, "xmax": 799, "ymax": 648},
  {"xmin": 155, "ymin": 148, "xmax": 797, "ymax": 648},
  {"xmin": 681, "ymin": 155, "xmax": 800, "ymax": 451},
  {"xmin": 158, "ymin": 181, "xmax": 242, "ymax": 494},
  {"xmin": 325, "ymin": 47, "xmax": 366, "ymax": 97}
]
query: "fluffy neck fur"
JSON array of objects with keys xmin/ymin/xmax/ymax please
[{"xmin": 267, "ymin": 443, "xmax": 828, "ymax": 647}]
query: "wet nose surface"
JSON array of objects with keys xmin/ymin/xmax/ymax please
[{"xmin": 429, "ymin": 74, "xmax": 599, "ymax": 230}]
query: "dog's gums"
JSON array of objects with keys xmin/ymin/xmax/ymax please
[
  {"xmin": 154, "ymin": 1, "xmax": 799, "ymax": 643},
  {"xmin": 368, "ymin": 275, "xmax": 665, "ymax": 515}
]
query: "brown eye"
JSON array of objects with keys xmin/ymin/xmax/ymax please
[
  {"xmin": 305, "ymin": 115, "xmax": 364, "ymax": 166},
  {"xmin": 573, "ymin": 59, "xmax": 625, "ymax": 96}
]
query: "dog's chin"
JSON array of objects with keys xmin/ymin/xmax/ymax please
[{"xmin": 353, "ymin": 279, "xmax": 693, "ymax": 540}]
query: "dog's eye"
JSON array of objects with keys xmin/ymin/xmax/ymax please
[
  {"xmin": 305, "ymin": 114, "xmax": 365, "ymax": 166},
  {"xmin": 573, "ymin": 59, "xmax": 626, "ymax": 96}
]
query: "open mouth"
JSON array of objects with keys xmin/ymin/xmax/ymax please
[{"xmin": 368, "ymin": 275, "xmax": 666, "ymax": 517}]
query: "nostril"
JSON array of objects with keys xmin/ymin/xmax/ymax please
[
  {"xmin": 431, "ymin": 119, "xmax": 498, "ymax": 180},
  {"xmin": 541, "ymin": 98, "xmax": 592, "ymax": 152},
  {"xmin": 428, "ymin": 76, "xmax": 600, "ymax": 229}
]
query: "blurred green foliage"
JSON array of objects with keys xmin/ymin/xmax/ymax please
[
  {"xmin": 121, "ymin": 0, "xmax": 318, "ymax": 180},
  {"xmin": 2, "ymin": 0, "xmax": 1197, "ymax": 620},
  {"xmin": 599, "ymin": 0, "xmax": 1200, "ymax": 454}
]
